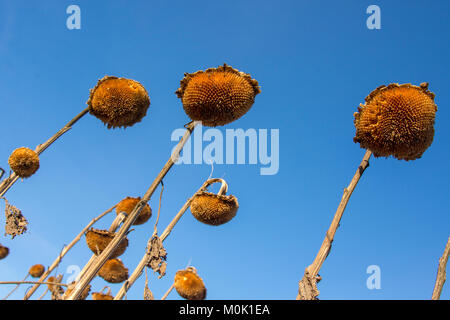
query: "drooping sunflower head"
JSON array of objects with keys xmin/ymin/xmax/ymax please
[
  {"xmin": 88, "ymin": 76, "xmax": 150, "ymax": 129},
  {"xmin": 353, "ymin": 83, "xmax": 437, "ymax": 160},
  {"xmin": 28, "ymin": 264, "xmax": 45, "ymax": 278},
  {"xmin": 174, "ymin": 267, "xmax": 206, "ymax": 300},
  {"xmin": 98, "ymin": 258, "xmax": 129, "ymax": 284},
  {"xmin": 190, "ymin": 192, "xmax": 238, "ymax": 226},
  {"xmin": 85, "ymin": 228, "xmax": 128, "ymax": 259},
  {"xmin": 0, "ymin": 244, "xmax": 9, "ymax": 260},
  {"xmin": 8, "ymin": 147, "xmax": 40, "ymax": 178},
  {"xmin": 92, "ymin": 292, "xmax": 114, "ymax": 300},
  {"xmin": 176, "ymin": 64, "xmax": 261, "ymax": 127},
  {"xmin": 116, "ymin": 196, "xmax": 152, "ymax": 225}
]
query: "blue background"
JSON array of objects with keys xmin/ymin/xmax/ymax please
[{"xmin": 0, "ymin": 0, "xmax": 449, "ymax": 300}]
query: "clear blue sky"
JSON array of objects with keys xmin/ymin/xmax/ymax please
[{"xmin": 0, "ymin": 0, "xmax": 449, "ymax": 300}]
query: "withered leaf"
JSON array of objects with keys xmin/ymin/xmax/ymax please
[
  {"xmin": 145, "ymin": 236, "xmax": 167, "ymax": 279},
  {"xmin": 3, "ymin": 198, "xmax": 28, "ymax": 239}
]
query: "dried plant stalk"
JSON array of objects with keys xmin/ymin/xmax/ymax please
[
  {"xmin": 114, "ymin": 178, "xmax": 227, "ymax": 300},
  {"xmin": 161, "ymin": 283, "xmax": 175, "ymax": 300},
  {"xmin": 0, "ymin": 107, "xmax": 89, "ymax": 197},
  {"xmin": 432, "ymin": 236, "xmax": 450, "ymax": 300},
  {"xmin": 0, "ymin": 281, "xmax": 68, "ymax": 287},
  {"xmin": 67, "ymin": 121, "xmax": 198, "ymax": 300},
  {"xmin": 22, "ymin": 205, "xmax": 115, "ymax": 300},
  {"xmin": 297, "ymin": 150, "xmax": 372, "ymax": 300}
]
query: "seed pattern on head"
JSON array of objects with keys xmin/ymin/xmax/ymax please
[
  {"xmin": 85, "ymin": 228, "xmax": 128, "ymax": 259},
  {"xmin": 92, "ymin": 292, "xmax": 114, "ymax": 300},
  {"xmin": 190, "ymin": 192, "xmax": 238, "ymax": 226},
  {"xmin": 88, "ymin": 76, "xmax": 150, "ymax": 129},
  {"xmin": 176, "ymin": 64, "xmax": 261, "ymax": 127},
  {"xmin": 0, "ymin": 244, "xmax": 9, "ymax": 260},
  {"xmin": 8, "ymin": 147, "xmax": 40, "ymax": 178},
  {"xmin": 174, "ymin": 267, "xmax": 207, "ymax": 300},
  {"xmin": 98, "ymin": 258, "xmax": 129, "ymax": 284},
  {"xmin": 116, "ymin": 196, "xmax": 152, "ymax": 225},
  {"xmin": 354, "ymin": 83, "xmax": 437, "ymax": 161},
  {"xmin": 28, "ymin": 264, "xmax": 45, "ymax": 278}
]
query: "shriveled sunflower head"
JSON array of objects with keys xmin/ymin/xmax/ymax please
[
  {"xmin": 8, "ymin": 147, "xmax": 40, "ymax": 178},
  {"xmin": 0, "ymin": 244, "xmax": 9, "ymax": 260},
  {"xmin": 190, "ymin": 191, "xmax": 238, "ymax": 226},
  {"xmin": 353, "ymin": 83, "xmax": 437, "ymax": 160},
  {"xmin": 175, "ymin": 63, "xmax": 261, "ymax": 127},
  {"xmin": 98, "ymin": 258, "xmax": 129, "ymax": 284},
  {"xmin": 28, "ymin": 264, "xmax": 45, "ymax": 278},
  {"xmin": 85, "ymin": 228, "xmax": 128, "ymax": 258},
  {"xmin": 116, "ymin": 196, "xmax": 152, "ymax": 225},
  {"xmin": 174, "ymin": 267, "xmax": 206, "ymax": 300},
  {"xmin": 88, "ymin": 76, "xmax": 150, "ymax": 129},
  {"xmin": 92, "ymin": 292, "xmax": 114, "ymax": 300}
]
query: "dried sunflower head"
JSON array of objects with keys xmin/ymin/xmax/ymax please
[
  {"xmin": 174, "ymin": 267, "xmax": 206, "ymax": 300},
  {"xmin": 190, "ymin": 191, "xmax": 238, "ymax": 226},
  {"xmin": 0, "ymin": 244, "xmax": 9, "ymax": 260},
  {"xmin": 63, "ymin": 282, "xmax": 91, "ymax": 300},
  {"xmin": 92, "ymin": 292, "xmax": 114, "ymax": 300},
  {"xmin": 85, "ymin": 228, "xmax": 128, "ymax": 258},
  {"xmin": 28, "ymin": 264, "xmax": 45, "ymax": 278},
  {"xmin": 354, "ymin": 83, "xmax": 437, "ymax": 160},
  {"xmin": 8, "ymin": 147, "xmax": 40, "ymax": 178},
  {"xmin": 88, "ymin": 76, "xmax": 150, "ymax": 129},
  {"xmin": 98, "ymin": 258, "xmax": 129, "ymax": 284},
  {"xmin": 116, "ymin": 196, "xmax": 152, "ymax": 225},
  {"xmin": 175, "ymin": 63, "xmax": 261, "ymax": 127}
]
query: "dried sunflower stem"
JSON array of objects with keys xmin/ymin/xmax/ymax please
[
  {"xmin": 22, "ymin": 204, "xmax": 115, "ymax": 300},
  {"xmin": 2, "ymin": 273, "xmax": 28, "ymax": 300},
  {"xmin": 0, "ymin": 281, "xmax": 68, "ymax": 287},
  {"xmin": 0, "ymin": 107, "xmax": 89, "ymax": 198},
  {"xmin": 432, "ymin": 236, "xmax": 450, "ymax": 300},
  {"xmin": 161, "ymin": 283, "xmax": 175, "ymax": 300},
  {"xmin": 114, "ymin": 178, "xmax": 227, "ymax": 300},
  {"xmin": 67, "ymin": 121, "xmax": 198, "ymax": 300},
  {"xmin": 297, "ymin": 149, "xmax": 372, "ymax": 300}
]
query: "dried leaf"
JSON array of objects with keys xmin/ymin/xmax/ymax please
[
  {"xmin": 145, "ymin": 236, "xmax": 167, "ymax": 279},
  {"xmin": 3, "ymin": 198, "xmax": 28, "ymax": 239},
  {"xmin": 143, "ymin": 268, "xmax": 154, "ymax": 300}
]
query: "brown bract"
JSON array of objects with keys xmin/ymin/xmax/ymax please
[
  {"xmin": 28, "ymin": 264, "xmax": 45, "ymax": 278},
  {"xmin": 190, "ymin": 192, "xmax": 238, "ymax": 226},
  {"xmin": 175, "ymin": 63, "xmax": 261, "ymax": 127},
  {"xmin": 174, "ymin": 267, "xmax": 206, "ymax": 300},
  {"xmin": 116, "ymin": 196, "xmax": 152, "ymax": 225},
  {"xmin": 85, "ymin": 228, "xmax": 128, "ymax": 258},
  {"xmin": 98, "ymin": 258, "xmax": 129, "ymax": 283},
  {"xmin": 92, "ymin": 292, "xmax": 114, "ymax": 300},
  {"xmin": 8, "ymin": 147, "xmax": 40, "ymax": 178},
  {"xmin": 353, "ymin": 83, "xmax": 437, "ymax": 160},
  {"xmin": 0, "ymin": 244, "xmax": 9, "ymax": 260},
  {"xmin": 63, "ymin": 282, "xmax": 91, "ymax": 300},
  {"xmin": 88, "ymin": 76, "xmax": 150, "ymax": 129}
]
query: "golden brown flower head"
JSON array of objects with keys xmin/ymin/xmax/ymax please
[
  {"xmin": 28, "ymin": 264, "xmax": 45, "ymax": 278},
  {"xmin": 88, "ymin": 76, "xmax": 150, "ymax": 129},
  {"xmin": 174, "ymin": 267, "xmax": 206, "ymax": 300},
  {"xmin": 353, "ymin": 83, "xmax": 437, "ymax": 160},
  {"xmin": 175, "ymin": 64, "xmax": 261, "ymax": 127},
  {"xmin": 0, "ymin": 244, "xmax": 9, "ymax": 260},
  {"xmin": 63, "ymin": 282, "xmax": 91, "ymax": 300},
  {"xmin": 190, "ymin": 192, "xmax": 238, "ymax": 226},
  {"xmin": 46, "ymin": 276, "xmax": 58, "ymax": 292},
  {"xmin": 8, "ymin": 147, "xmax": 40, "ymax": 178},
  {"xmin": 85, "ymin": 228, "xmax": 128, "ymax": 258},
  {"xmin": 116, "ymin": 197, "xmax": 152, "ymax": 226},
  {"xmin": 92, "ymin": 292, "xmax": 114, "ymax": 300},
  {"xmin": 98, "ymin": 258, "xmax": 129, "ymax": 284}
]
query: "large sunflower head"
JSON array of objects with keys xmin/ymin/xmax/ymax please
[
  {"xmin": 85, "ymin": 228, "xmax": 128, "ymax": 259},
  {"xmin": 28, "ymin": 264, "xmax": 45, "ymax": 278},
  {"xmin": 353, "ymin": 83, "xmax": 437, "ymax": 160},
  {"xmin": 190, "ymin": 192, "xmax": 238, "ymax": 226},
  {"xmin": 0, "ymin": 244, "xmax": 9, "ymax": 260},
  {"xmin": 98, "ymin": 258, "xmax": 129, "ymax": 284},
  {"xmin": 175, "ymin": 64, "xmax": 261, "ymax": 127},
  {"xmin": 8, "ymin": 147, "xmax": 40, "ymax": 178},
  {"xmin": 174, "ymin": 267, "xmax": 206, "ymax": 300},
  {"xmin": 88, "ymin": 76, "xmax": 150, "ymax": 129},
  {"xmin": 116, "ymin": 196, "xmax": 152, "ymax": 226}
]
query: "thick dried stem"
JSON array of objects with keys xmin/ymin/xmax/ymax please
[
  {"xmin": 0, "ymin": 107, "xmax": 89, "ymax": 197},
  {"xmin": 114, "ymin": 178, "xmax": 227, "ymax": 300},
  {"xmin": 432, "ymin": 236, "xmax": 450, "ymax": 300},
  {"xmin": 22, "ymin": 205, "xmax": 115, "ymax": 300},
  {"xmin": 297, "ymin": 150, "xmax": 372, "ymax": 300},
  {"xmin": 67, "ymin": 122, "xmax": 198, "ymax": 300}
]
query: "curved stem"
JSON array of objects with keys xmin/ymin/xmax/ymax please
[
  {"xmin": 114, "ymin": 177, "xmax": 227, "ymax": 300},
  {"xmin": 67, "ymin": 122, "xmax": 198, "ymax": 300},
  {"xmin": 22, "ymin": 205, "xmax": 115, "ymax": 300},
  {"xmin": 0, "ymin": 107, "xmax": 89, "ymax": 197},
  {"xmin": 297, "ymin": 149, "xmax": 372, "ymax": 300}
]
